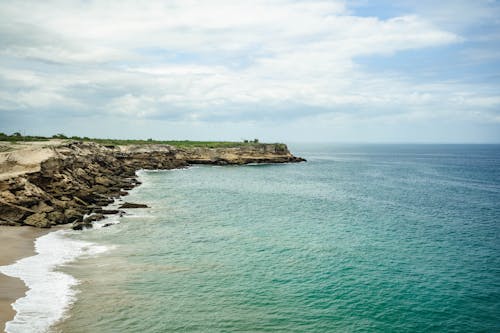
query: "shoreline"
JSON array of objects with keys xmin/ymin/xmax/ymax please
[
  {"xmin": 0, "ymin": 226, "xmax": 50, "ymax": 333},
  {"xmin": 0, "ymin": 142, "xmax": 305, "ymax": 331},
  {"xmin": 1, "ymin": 140, "xmax": 305, "ymax": 228}
]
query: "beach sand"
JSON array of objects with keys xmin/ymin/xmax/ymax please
[{"xmin": 0, "ymin": 226, "xmax": 49, "ymax": 333}]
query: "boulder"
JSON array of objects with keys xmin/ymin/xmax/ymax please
[
  {"xmin": 0, "ymin": 190, "xmax": 17, "ymax": 202},
  {"xmin": 99, "ymin": 209, "xmax": 121, "ymax": 215},
  {"xmin": 98, "ymin": 198, "xmax": 115, "ymax": 206},
  {"xmin": 74, "ymin": 189, "xmax": 98, "ymax": 204},
  {"xmin": 91, "ymin": 185, "xmax": 111, "ymax": 194},
  {"xmin": 24, "ymin": 213, "xmax": 51, "ymax": 228},
  {"xmin": 72, "ymin": 221, "xmax": 92, "ymax": 230},
  {"xmin": 0, "ymin": 218, "xmax": 19, "ymax": 226},
  {"xmin": 119, "ymin": 202, "xmax": 149, "ymax": 209},
  {"xmin": 47, "ymin": 211, "xmax": 65, "ymax": 225},
  {"xmin": 64, "ymin": 208, "xmax": 83, "ymax": 223},
  {"xmin": 32, "ymin": 201, "xmax": 54, "ymax": 213},
  {"xmin": 95, "ymin": 176, "xmax": 113, "ymax": 186},
  {"xmin": 0, "ymin": 204, "xmax": 27, "ymax": 224}
]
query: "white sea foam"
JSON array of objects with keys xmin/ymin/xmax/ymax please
[
  {"xmin": 91, "ymin": 198, "xmax": 122, "ymax": 229},
  {"xmin": 137, "ymin": 166, "xmax": 196, "ymax": 174},
  {"xmin": 0, "ymin": 230, "xmax": 108, "ymax": 333},
  {"xmin": 92, "ymin": 213, "xmax": 121, "ymax": 229}
]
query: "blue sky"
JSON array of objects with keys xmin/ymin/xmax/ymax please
[{"xmin": 0, "ymin": 0, "xmax": 499, "ymax": 142}]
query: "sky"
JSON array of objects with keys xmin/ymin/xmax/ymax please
[{"xmin": 0, "ymin": 0, "xmax": 499, "ymax": 143}]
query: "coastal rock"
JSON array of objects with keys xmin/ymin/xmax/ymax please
[
  {"xmin": 64, "ymin": 208, "xmax": 83, "ymax": 223},
  {"xmin": 0, "ymin": 218, "xmax": 19, "ymax": 226},
  {"xmin": 72, "ymin": 221, "xmax": 92, "ymax": 230},
  {"xmin": 32, "ymin": 201, "xmax": 54, "ymax": 213},
  {"xmin": 95, "ymin": 176, "xmax": 113, "ymax": 186},
  {"xmin": 24, "ymin": 213, "xmax": 51, "ymax": 228},
  {"xmin": 0, "ymin": 141, "xmax": 305, "ymax": 228},
  {"xmin": 47, "ymin": 211, "xmax": 65, "ymax": 225},
  {"xmin": 91, "ymin": 185, "xmax": 111, "ymax": 194},
  {"xmin": 72, "ymin": 213, "xmax": 106, "ymax": 230},
  {"xmin": 83, "ymin": 213, "xmax": 105, "ymax": 223},
  {"xmin": 99, "ymin": 209, "xmax": 121, "ymax": 215},
  {"xmin": 0, "ymin": 200, "xmax": 31, "ymax": 224},
  {"xmin": 94, "ymin": 198, "xmax": 114, "ymax": 206},
  {"xmin": 0, "ymin": 190, "xmax": 16, "ymax": 201},
  {"xmin": 119, "ymin": 202, "xmax": 149, "ymax": 209}
]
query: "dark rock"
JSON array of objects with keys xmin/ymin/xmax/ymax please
[
  {"xmin": 2, "ymin": 141, "xmax": 304, "ymax": 228},
  {"xmin": 100, "ymin": 209, "xmax": 121, "ymax": 215},
  {"xmin": 64, "ymin": 208, "xmax": 83, "ymax": 223},
  {"xmin": 91, "ymin": 185, "xmax": 111, "ymax": 194},
  {"xmin": 0, "ymin": 217, "xmax": 21, "ymax": 226},
  {"xmin": 119, "ymin": 202, "xmax": 149, "ymax": 209},
  {"xmin": 72, "ymin": 223, "xmax": 83, "ymax": 230},
  {"xmin": 47, "ymin": 211, "xmax": 65, "ymax": 225},
  {"xmin": 95, "ymin": 198, "xmax": 114, "ymax": 206},
  {"xmin": 72, "ymin": 220, "xmax": 92, "ymax": 230},
  {"xmin": 0, "ymin": 204, "xmax": 28, "ymax": 224},
  {"xmin": 102, "ymin": 223, "xmax": 114, "ymax": 228}
]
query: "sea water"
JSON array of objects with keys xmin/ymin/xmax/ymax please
[
  {"xmin": 6, "ymin": 144, "xmax": 500, "ymax": 332},
  {"xmin": 0, "ymin": 231, "xmax": 108, "ymax": 333}
]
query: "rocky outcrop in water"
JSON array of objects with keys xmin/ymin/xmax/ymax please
[
  {"xmin": 0, "ymin": 141, "xmax": 304, "ymax": 228},
  {"xmin": 119, "ymin": 202, "xmax": 149, "ymax": 209}
]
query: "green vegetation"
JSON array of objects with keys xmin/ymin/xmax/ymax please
[
  {"xmin": 0, "ymin": 132, "xmax": 282, "ymax": 149},
  {"xmin": 80, "ymin": 138, "xmax": 267, "ymax": 148},
  {"xmin": 0, "ymin": 132, "xmax": 49, "ymax": 142}
]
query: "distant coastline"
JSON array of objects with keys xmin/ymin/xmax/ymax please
[
  {"xmin": 0, "ymin": 137, "xmax": 305, "ymax": 229},
  {"xmin": 0, "ymin": 136, "xmax": 305, "ymax": 331}
]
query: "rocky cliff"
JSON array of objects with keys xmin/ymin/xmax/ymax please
[{"xmin": 0, "ymin": 141, "xmax": 304, "ymax": 228}]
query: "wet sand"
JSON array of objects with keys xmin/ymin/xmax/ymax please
[{"xmin": 0, "ymin": 226, "xmax": 49, "ymax": 333}]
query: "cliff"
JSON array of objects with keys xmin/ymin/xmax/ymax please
[{"xmin": 0, "ymin": 141, "xmax": 304, "ymax": 228}]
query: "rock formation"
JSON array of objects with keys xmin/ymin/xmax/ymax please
[{"xmin": 0, "ymin": 141, "xmax": 305, "ymax": 228}]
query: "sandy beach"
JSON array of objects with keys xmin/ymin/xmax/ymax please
[{"xmin": 0, "ymin": 226, "xmax": 49, "ymax": 333}]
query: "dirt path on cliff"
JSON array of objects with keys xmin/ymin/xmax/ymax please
[{"xmin": 0, "ymin": 141, "xmax": 65, "ymax": 181}]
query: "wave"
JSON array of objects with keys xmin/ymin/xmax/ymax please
[{"xmin": 0, "ymin": 230, "xmax": 108, "ymax": 333}]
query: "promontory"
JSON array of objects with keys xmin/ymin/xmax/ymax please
[{"xmin": 0, "ymin": 139, "xmax": 305, "ymax": 229}]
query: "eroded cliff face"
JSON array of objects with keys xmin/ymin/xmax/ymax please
[
  {"xmin": 0, "ymin": 141, "xmax": 304, "ymax": 228},
  {"xmin": 175, "ymin": 144, "xmax": 304, "ymax": 164}
]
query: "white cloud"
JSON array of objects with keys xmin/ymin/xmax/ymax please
[{"xmin": 0, "ymin": 0, "xmax": 498, "ymax": 137}]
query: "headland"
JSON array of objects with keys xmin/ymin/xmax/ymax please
[
  {"xmin": 0, "ymin": 137, "xmax": 304, "ymax": 331},
  {"xmin": 0, "ymin": 138, "xmax": 304, "ymax": 229}
]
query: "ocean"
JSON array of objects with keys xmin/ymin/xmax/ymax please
[{"xmin": 2, "ymin": 144, "xmax": 500, "ymax": 332}]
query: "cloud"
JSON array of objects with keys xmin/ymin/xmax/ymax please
[{"xmin": 0, "ymin": 0, "xmax": 498, "ymax": 141}]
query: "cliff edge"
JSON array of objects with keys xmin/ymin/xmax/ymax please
[{"xmin": 0, "ymin": 140, "xmax": 304, "ymax": 228}]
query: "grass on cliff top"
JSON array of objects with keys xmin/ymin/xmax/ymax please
[
  {"xmin": 86, "ymin": 138, "xmax": 270, "ymax": 148},
  {"xmin": 0, "ymin": 133, "xmax": 285, "ymax": 149},
  {"xmin": 0, "ymin": 133, "xmax": 49, "ymax": 142}
]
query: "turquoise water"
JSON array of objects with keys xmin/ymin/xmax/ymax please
[{"xmin": 59, "ymin": 144, "xmax": 500, "ymax": 332}]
